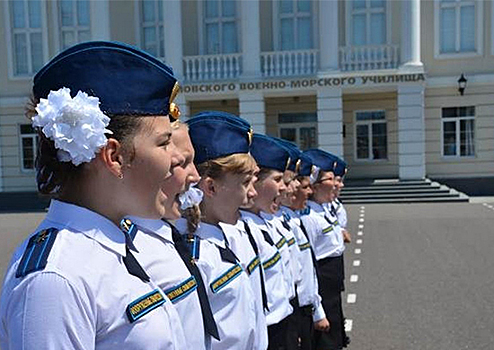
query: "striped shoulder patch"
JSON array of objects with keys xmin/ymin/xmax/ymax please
[
  {"xmin": 126, "ymin": 289, "xmax": 166, "ymax": 323},
  {"xmin": 262, "ymin": 251, "xmax": 281, "ymax": 270},
  {"xmin": 210, "ymin": 263, "xmax": 243, "ymax": 293},
  {"xmin": 322, "ymin": 225, "xmax": 334, "ymax": 234},
  {"xmin": 247, "ymin": 256, "xmax": 260, "ymax": 275},
  {"xmin": 299, "ymin": 207, "xmax": 311, "ymax": 216},
  {"xmin": 275, "ymin": 236, "xmax": 287, "ymax": 249},
  {"xmin": 16, "ymin": 228, "xmax": 59, "ymax": 278},
  {"xmin": 287, "ymin": 237, "xmax": 296, "ymax": 247},
  {"xmin": 164, "ymin": 276, "xmax": 197, "ymax": 303},
  {"xmin": 298, "ymin": 242, "xmax": 311, "ymax": 251}
]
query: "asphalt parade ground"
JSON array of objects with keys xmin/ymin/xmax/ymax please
[{"xmin": 1, "ymin": 200, "xmax": 494, "ymax": 349}]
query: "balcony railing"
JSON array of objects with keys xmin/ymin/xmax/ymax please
[
  {"xmin": 339, "ymin": 45, "xmax": 399, "ymax": 71},
  {"xmin": 183, "ymin": 53, "xmax": 242, "ymax": 82},
  {"xmin": 261, "ymin": 49, "xmax": 319, "ymax": 77}
]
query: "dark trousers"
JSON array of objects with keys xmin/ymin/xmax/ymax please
[
  {"xmin": 268, "ymin": 312, "xmax": 294, "ymax": 350},
  {"xmin": 298, "ymin": 305, "xmax": 314, "ymax": 350},
  {"xmin": 313, "ymin": 255, "xmax": 347, "ymax": 350}
]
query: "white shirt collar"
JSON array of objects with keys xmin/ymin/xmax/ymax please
[
  {"xmin": 307, "ymin": 200, "xmax": 325, "ymax": 213},
  {"xmin": 125, "ymin": 216, "xmax": 173, "ymax": 243},
  {"xmin": 44, "ymin": 199, "xmax": 126, "ymax": 256},
  {"xmin": 194, "ymin": 222, "xmax": 226, "ymax": 248},
  {"xmin": 240, "ymin": 210, "xmax": 269, "ymax": 230}
]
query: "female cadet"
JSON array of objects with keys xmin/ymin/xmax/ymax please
[
  {"xmin": 276, "ymin": 145, "xmax": 330, "ymax": 350},
  {"xmin": 120, "ymin": 122, "xmax": 219, "ymax": 350},
  {"xmin": 175, "ymin": 113, "xmax": 258, "ymax": 350},
  {"xmin": 0, "ymin": 42, "xmax": 187, "ymax": 349},
  {"xmin": 330, "ymin": 158, "xmax": 351, "ymax": 243},
  {"xmin": 300, "ymin": 149, "xmax": 349, "ymax": 350},
  {"xmin": 242, "ymin": 134, "xmax": 297, "ymax": 350}
]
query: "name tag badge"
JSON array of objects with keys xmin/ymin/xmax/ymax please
[
  {"xmin": 164, "ymin": 276, "xmax": 197, "ymax": 303},
  {"xmin": 126, "ymin": 289, "xmax": 166, "ymax": 323},
  {"xmin": 210, "ymin": 263, "xmax": 243, "ymax": 293},
  {"xmin": 247, "ymin": 256, "xmax": 260, "ymax": 275}
]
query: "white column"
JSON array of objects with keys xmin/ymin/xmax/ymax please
[
  {"xmin": 319, "ymin": 0, "xmax": 339, "ymax": 71},
  {"xmin": 90, "ymin": 0, "xmax": 111, "ymax": 40},
  {"xmin": 397, "ymin": 84, "xmax": 425, "ymax": 180},
  {"xmin": 241, "ymin": 0, "xmax": 261, "ymax": 78},
  {"xmin": 401, "ymin": 0, "xmax": 422, "ymax": 67},
  {"xmin": 239, "ymin": 92, "xmax": 265, "ymax": 134},
  {"xmin": 164, "ymin": 0, "xmax": 184, "ymax": 79},
  {"xmin": 317, "ymin": 88, "xmax": 343, "ymax": 157}
]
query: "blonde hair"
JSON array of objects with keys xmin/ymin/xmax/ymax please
[
  {"xmin": 182, "ymin": 153, "xmax": 257, "ymax": 234},
  {"xmin": 196, "ymin": 153, "xmax": 257, "ymax": 179}
]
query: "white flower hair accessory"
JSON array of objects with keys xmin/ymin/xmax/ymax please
[
  {"xmin": 32, "ymin": 87, "xmax": 113, "ymax": 166},
  {"xmin": 179, "ymin": 184, "xmax": 204, "ymax": 210}
]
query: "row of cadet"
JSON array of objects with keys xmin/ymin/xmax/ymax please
[{"xmin": 0, "ymin": 41, "xmax": 351, "ymax": 350}]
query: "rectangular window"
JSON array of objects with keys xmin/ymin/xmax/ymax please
[
  {"xmin": 204, "ymin": 0, "xmax": 238, "ymax": 54},
  {"xmin": 58, "ymin": 0, "xmax": 91, "ymax": 50},
  {"xmin": 350, "ymin": 0, "xmax": 386, "ymax": 46},
  {"xmin": 439, "ymin": 0, "xmax": 476, "ymax": 54},
  {"xmin": 278, "ymin": 112, "xmax": 317, "ymax": 150},
  {"xmin": 9, "ymin": 0, "xmax": 45, "ymax": 76},
  {"xmin": 442, "ymin": 106, "xmax": 475, "ymax": 157},
  {"xmin": 355, "ymin": 110, "xmax": 387, "ymax": 160},
  {"xmin": 140, "ymin": 0, "xmax": 164, "ymax": 58},
  {"xmin": 278, "ymin": 0, "xmax": 313, "ymax": 50},
  {"xmin": 20, "ymin": 124, "xmax": 38, "ymax": 171}
]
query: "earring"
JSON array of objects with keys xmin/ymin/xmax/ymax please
[{"xmin": 118, "ymin": 173, "xmax": 124, "ymax": 180}]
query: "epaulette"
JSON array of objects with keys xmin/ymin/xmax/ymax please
[
  {"xmin": 186, "ymin": 235, "xmax": 201, "ymax": 261},
  {"xmin": 299, "ymin": 206, "xmax": 311, "ymax": 216},
  {"xmin": 16, "ymin": 228, "xmax": 59, "ymax": 278}
]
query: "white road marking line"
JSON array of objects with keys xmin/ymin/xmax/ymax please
[
  {"xmin": 345, "ymin": 319, "xmax": 353, "ymax": 332},
  {"xmin": 359, "ymin": 218, "xmax": 364, "ymax": 222},
  {"xmin": 350, "ymin": 274, "xmax": 359, "ymax": 282},
  {"xmin": 360, "ymin": 206, "xmax": 365, "ymax": 209},
  {"xmin": 359, "ymin": 213, "xmax": 365, "ymax": 218},
  {"xmin": 358, "ymin": 224, "xmax": 364, "ymax": 229},
  {"xmin": 356, "ymin": 239, "xmax": 363, "ymax": 244},
  {"xmin": 357, "ymin": 231, "xmax": 363, "ymax": 236},
  {"xmin": 355, "ymin": 248, "xmax": 361, "ymax": 254},
  {"xmin": 353, "ymin": 260, "xmax": 361, "ymax": 267},
  {"xmin": 347, "ymin": 294, "xmax": 357, "ymax": 303}
]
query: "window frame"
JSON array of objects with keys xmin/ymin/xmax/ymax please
[
  {"xmin": 434, "ymin": 0, "xmax": 483, "ymax": 59},
  {"xmin": 19, "ymin": 124, "xmax": 39, "ymax": 173},
  {"xmin": 277, "ymin": 112, "xmax": 318, "ymax": 150},
  {"xmin": 52, "ymin": 0, "xmax": 92, "ymax": 52},
  {"xmin": 198, "ymin": 0, "xmax": 240, "ymax": 55},
  {"xmin": 272, "ymin": 0, "xmax": 317, "ymax": 51},
  {"xmin": 353, "ymin": 109, "xmax": 388, "ymax": 162},
  {"xmin": 4, "ymin": 0, "xmax": 49, "ymax": 80},
  {"xmin": 440, "ymin": 106, "xmax": 476, "ymax": 159},
  {"xmin": 135, "ymin": 0, "xmax": 166, "ymax": 59},
  {"xmin": 344, "ymin": 0, "xmax": 391, "ymax": 47}
]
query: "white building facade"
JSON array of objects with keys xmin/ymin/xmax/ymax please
[{"xmin": 1, "ymin": 0, "xmax": 493, "ymax": 193}]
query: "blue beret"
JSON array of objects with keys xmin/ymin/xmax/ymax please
[
  {"xmin": 33, "ymin": 41, "xmax": 178, "ymax": 116},
  {"xmin": 275, "ymin": 138, "xmax": 302, "ymax": 172},
  {"xmin": 334, "ymin": 157, "xmax": 347, "ymax": 177},
  {"xmin": 303, "ymin": 149, "xmax": 338, "ymax": 173},
  {"xmin": 298, "ymin": 154, "xmax": 313, "ymax": 176},
  {"xmin": 250, "ymin": 134, "xmax": 291, "ymax": 172},
  {"xmin": 187, "ymin": 111, "xmax": 252, "ymax": 164}
]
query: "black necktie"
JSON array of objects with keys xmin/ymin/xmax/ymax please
[
  {"xmin": 219, "ymin": 231, "xmax": 239, "ymax": 264},
  {"xmin": 299, "ymin": 220, "xmax": 319, "ymax": 271},
  {"xmin": 120, "ymin": 219, "xmax": 150, "ymax": 283},
  {"xmin": 260, "ymin": 229, "xmax": 275, "ymax": 246},
  {"xmin": 242, "ymin": 221, "xmax": 269, "ymax": 312},
  {"xmin": 281, "ymin": 217, "xmax": 291, "ymax": 231},
  {"xmin": 169, "ymin": 223, "xmax": 220, "ymax": 341}
]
